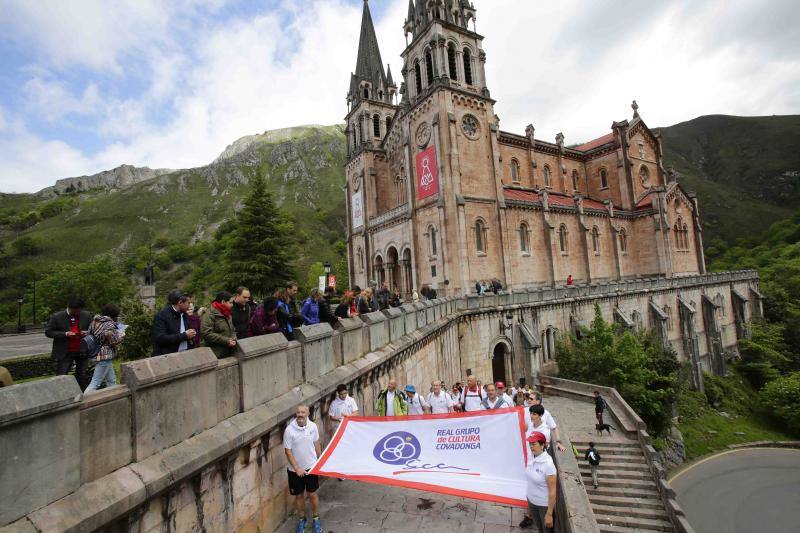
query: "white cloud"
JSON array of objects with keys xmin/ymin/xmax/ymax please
[{"xmin": 1, "ymin": 0, "xmax": 798, "ymax": 192}]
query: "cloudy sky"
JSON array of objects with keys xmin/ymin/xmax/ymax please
[{"xmin": 1, "ymin": 0, "xmax": 798, "ymax": 193}]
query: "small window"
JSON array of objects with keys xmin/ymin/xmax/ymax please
[
  {"xmin": 475, "ymin": 219, "xmax": 486, "ymax": 253},
  {"xmin": 386, "ymin": 116, "xmax": 392, "ymax": 132},
  {"xmin": 373, "ymin": 114, "xmax": 380, "ymax": 138},
  {"xmin": 363, "ymin": 87, "xmax": 369, "ymax": 99},
  {"xmin": 425, "ymin": 50, "xmax": 434, "ymax": 86},
  {"xmin": 638, "ymin": 142, "xmax": 645, "ymax": 159},
  {"xmin": 519, "ymin": 222, "xmax": 529, "ymax": 253},
  {"xmin": 431, "ymin": 265, "xmax": 437, "ymax": 277},
  {"xmin": 414, "ymin": 60, "xmax": 422, "ymax": 95},
  {"xmin": 618, "ymin": 228, "xmax": 627, "ymax": 253},
  {"xmin": 429, "ymin": 225, "xmax": 438, "ymax": 256},
  {"xmin": 572, "ymin": 170, "xmax": 579, "ymax": 191},
  {"xmin": 378, "ymin": 90, "xmax": 383, "ymax": 100},
  {"xmin": 639, "ymin": 165, "xmax": 650, "ymax": 186},
  {"xmin": 559, "ymin": 224, "xmax": 568, "ymax": 253},
  {"xmin": 682, "ymin": 223, "xmax": 689, "ymax": 250},
  {"xmin": 600, "ymin": 168, "xmax": 608, "ymax": 189},
  {"xmin": 447, "ymin": 44, "xmax": 457, "ymax": 80},
  {"xmin": 543, "ymin": 165, "xmax": 551, "ymax": 187},
  {"xmin": 591, "ymin": 226, "xmax": 600, "ymax": 254},
  {"xmin": 511, "ymin": 159, "xmax": 520, "ymax": 182},
  {"xmin": 463, "ymin": 48, "xmax": 473, "ymax": 85}
]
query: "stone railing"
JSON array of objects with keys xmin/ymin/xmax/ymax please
[
  {"xmin": 367, "ymin": 202, "xmax": 410, "ymax": 227},
  {"xmin": 538, "ymin": 375, "xmax": 696, "ymax": 533},
  {"xmin": 0, "ymin": 271, "xmax": 759, "ymax": 531}
]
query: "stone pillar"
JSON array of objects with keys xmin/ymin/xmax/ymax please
[{"xmin": 139, "ymin": 285, "xmax": 156, "ymax": 310}]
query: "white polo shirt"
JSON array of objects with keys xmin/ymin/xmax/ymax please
[
  {"xmin": 461, "ymin": 387, "xmax": 486, "ymax": 411},
  {"xmin": 542, "ymin": 408, "xmax": 557, "ymax": 431},
  {"xmin": 283, "ymin": 418, "xmax": 319, "ymax": 472},
  {"xmin": 406, "ymin": 393, "xmax": 427, "ymax": 415},
  {"xmin": 483, "ymin": 396, "xmax": 508, "ymax": 410},
  {"xmin": 526, "ymin": 451, "xmax": 557, "ymax": 506},
  {"xmin": 427, "ymin": 391, "xmax": 454, "ymax": 414},
  {"xmin": 528, "ymin": 420, "xmax": 551, "ymax": 443},
  {"xmin": 329, "ymin": 395, "xmax": 358, "ymax": 430}
]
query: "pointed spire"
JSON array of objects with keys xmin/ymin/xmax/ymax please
[
  {"xmin": 354, "ymin": 0, "xmax": 386, "ymax": 84},
  {"xmin": 386, "ymin": 64, "xmax": 395, "ymax": 86},
  {"xmin": 406, "ymin": 0, "xmax": 416, "ymax": 30}
]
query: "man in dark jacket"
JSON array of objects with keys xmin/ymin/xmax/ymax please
[
  {"xmin": 45, "ymin": 296, "xmax": 93, "ymax": 388},
  {"xmin": 151, "ymin": 290, "xmax": 196, "ymax": 356},
  {"xmin": 319, "ymin": 286, "xmax": 336, "ymax": 326},
  {"xmin": 231, "ymin": 286, "xmax": 256, "ymax": 339}
]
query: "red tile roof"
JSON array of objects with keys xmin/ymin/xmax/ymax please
[
  {"xmin": 574, "ymin": 132, "xmax": 614, "ymax": 152},
  {"xmin": 504, "ymin": 188, "xmax": 541, "ymax": 203},
  {"xmin": 582, "ymin": 198, "xmax": 607, "ymax": 210}
]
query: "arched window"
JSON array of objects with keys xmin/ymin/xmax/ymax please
[
  {"xmin": 519, "ymin": 222, "xmax": 529, "ymax": 253},
  {"xmin": 543, "ymin": 165, "xmax": 551, "ymax": 187},
  {"xmin": 356, "ymin": 247, "xmax": 364, "ymax": 273},
  {"xmin": 618, "ymin": 228, "xmax": 627, "ymax": 253},
  {"xmin": 572, "ymin": 170, "xmax": 579, "ymax": 191},
  {"xmin": 559, "ymin": 224, "xmax": 568, "ymax": 253},
  {"xmin": 674, "ymin": 217, "xmax": 685, "ymax": 250},
  {"xmin": 475, "ymin": 219, "xmax": 486, "ymax": 253},
  {"xmin": 510, "ymin": 159, "xmax": 520, "ymax": 182},
  {"xmin": 663, "ymin": 305, "xmax": 672, "ymax": 331},
  {"xmin": 591, "ymin": 226, "xmax": 600, "ymax": 254},
  {"xmin": 414, "ymin": 60, "xmax": 422, "ymax": 95},
  {"xmin": 363, "ymin": 87, "xmax": 369, "ymax": 99},
  {"xmin": 425, "ymin": 50, "xmax": 434, "ymax": 86},
  {"xmin": 682, "ymin": 223, "xmax": 689, "ymax": 250},
  {"xmin": 373, "ymin": 114, "xmax": 380, "ymax": 138},
  {"xmin": 447, "ymin": 43, "xmax": 457, "ymax": 80},
  {"xmin": 386, "ymin": 116, "xmax": 392, "ymax": 132},
  {"xmin": 351, "ymin": 126, "xmax": 356, "ymax": 149},
  {"xmin": 429, "ymin": 225, "xmax": 438, "ymax": 256},
  {"xmin": 600, "ymin": 168, "xmax": 608, "ymax": 189},
  {"xmin": 463, "ymin": 48, "xmax": 473, "ymax": 85},
  {"xmin": 354, "ymin": 121, "xmax": 360, "ymax": 145}
]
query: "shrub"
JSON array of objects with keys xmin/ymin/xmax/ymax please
[
  {"xmin": 758, "ymin": 371, "xmax": 800, "ymax": 436},
  {"xmin": 118, "ymin": 297, "xmax": 155, "ymax": 361}
]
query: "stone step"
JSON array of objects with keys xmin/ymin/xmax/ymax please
[
  {"xmin": 589, "ymin": 494, "xmax": 666, "ymax": 511},
  {"xmin": 595, "ymin": 513, "xmax": 673, "ymax": 532},
  {"xmin": 579, "ymin": 461, "xmax": 651, "ymax": 472},
  {"xmin": 585, "ymin": 454, "xmax": 648, "ymax": 465},
  {"xmin": 572, "ymin": 440, "xmax": 640, "ymax": 449},
  {"xmin": 592, "ymin": 503, "xmax": 669, "ymax": 522},
  {"xmin": 574, "ymin": 448, "xmax": 644, "ymax": 457},
  {"xmin": 587, "ymin": 485, "xmax": 661, "ymax": 500},
  {"xmin": 590, "ymin": 477, "xmax": 657, "ymax": 490},
  {"xmin": 599, "ymin": 525, "xmax": 664, "ymax": 533},
  {"xmin": 580, "ymin": 468, "xmax": 652, "ymax": 480}
]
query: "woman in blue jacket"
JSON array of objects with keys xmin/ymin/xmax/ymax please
[{"xmin": 300, "ymin": 289, "xmax": 322, "ymax": 325}]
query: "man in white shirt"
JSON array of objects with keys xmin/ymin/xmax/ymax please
[
  {"xmin": 426, "ymin": 380, "xmax": 454, "ymax": 414},
  {"xmin": 404, "ymin": 384, "xmax": 428, "ymax": 415},
  {"xmin": 496, "ymin": 381, "xmax": 514, "ymax": 406},
  {"xmin": 328, "ymin": 384, "xmax": 358, "ymax": 434},
  {"xmin": 460, "ymin": 375, "xmax": 486, "ymax": 412},
  {"xmin": 284, "ymin": 405, "xmax": 322, "ymax": 533},
  {"xmin": 481, "ymin": 383, "xmax": 508, "ymax": 410}
]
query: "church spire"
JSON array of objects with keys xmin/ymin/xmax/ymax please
[{"xmin": 354, "ymin": 0, "xmax": 385, "ymax": 85}]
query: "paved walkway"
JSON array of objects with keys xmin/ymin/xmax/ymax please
[
  {"xmin": 544, "ymin": 394, "xmax": 636, "ymax": 447},
  {"xmin": 276, "ymin": 394, "xmax": 607, "ymax": 533},
  {"xmin": 0, "ymin": 332, "xmax": 50, "ymax": 362}
]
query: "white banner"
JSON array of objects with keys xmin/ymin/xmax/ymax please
[
  {"xmin": 351, "ymin": 190, "xmax": 364, "ymax": 229},
  {"xmin": 310, "ymin": 408, "xmax": 528, "ymax": 507}
]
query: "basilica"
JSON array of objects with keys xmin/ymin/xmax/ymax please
[{"xmin": 344, "ymin": 0, "xmax": 705, "ymax": 297}]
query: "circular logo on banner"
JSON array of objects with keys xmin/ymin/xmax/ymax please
[{"xmin": 372, "ymin": 431, "xmax": 421, "ymax": 465}]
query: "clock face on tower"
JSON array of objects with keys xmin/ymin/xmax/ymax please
[
  {"xmin": 352, "ymin": 173, "xmax": 361, "ymax": 191},
  {"xmin": 415, "ymin": 122, "xmax": 431, "ymax": 147}
]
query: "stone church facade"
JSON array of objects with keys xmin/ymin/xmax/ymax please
[{"xmin": 345, "ymin": 0, "xmax": 705, "ymax": 296}]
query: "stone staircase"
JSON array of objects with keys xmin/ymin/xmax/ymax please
[{"xmin": 571, "ymin": 438, "xmax": 673, "ymax": 532}]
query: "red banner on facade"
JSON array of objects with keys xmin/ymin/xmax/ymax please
[{"xmin": 416, "ymin": 145, "xmax": 439, "ymax": 200}]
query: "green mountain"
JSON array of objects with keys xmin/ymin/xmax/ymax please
[
  {"xmin": 655, "ymin": 114, "xmax": 800, "ymax": 250},
  {"xmin": 0, "ymin": 125, "xmax": 347, "ymax": 324}
]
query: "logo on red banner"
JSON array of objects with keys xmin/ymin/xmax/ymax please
[{"xmin": 416, "ymin": 146, "xmax": 438, "ymax": 200}]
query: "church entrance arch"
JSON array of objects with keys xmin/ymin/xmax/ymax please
[
  {"xmin": 387, "ymin": 246, "xmax": 399, "ymax": 291},
  {"xmin": 489, "ymin": 338, "xmax": 511, "ymax": 385}
]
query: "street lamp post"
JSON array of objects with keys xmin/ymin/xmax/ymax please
[
  {"xmin": 17, "ymin": 296, "xmax": 24, "ymax": 333},
  {"xmin": 323, "ymin": 261, "xmax": 331, "ymax": 289}
]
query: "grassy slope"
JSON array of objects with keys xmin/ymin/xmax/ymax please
[{"xmin": 656, "ymin": 114, "xmax": 800, "ymax": 246}]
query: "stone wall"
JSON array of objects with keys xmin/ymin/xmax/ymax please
[{"xmin": 0, "ymin": 270, "xmax": 758, "ymax": 532}]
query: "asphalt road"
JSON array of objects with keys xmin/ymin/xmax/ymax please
[
  {"xmin": 0, "ymin": 332, "xmax": 52, "ymax": 362},
  {"xmin": 671, "ymin": 448, "xmax": 800, "ymax": 533}
]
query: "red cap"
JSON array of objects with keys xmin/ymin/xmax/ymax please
[
  {"xmin": 527, "ymin": 431, "xmax": 547, "ymax": 444},
  {"xmin": 495, "ymin": 381, "xmax": 505, "ymax": 388}
]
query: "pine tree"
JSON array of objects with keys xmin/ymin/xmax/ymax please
[{"xmin": 222, "ymin": 172, "xmax": 295, "ymax": 297}]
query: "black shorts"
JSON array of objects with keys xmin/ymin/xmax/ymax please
[{"xmin": 287, "ymin": 469, "xmax": 319, "ymax": 495}]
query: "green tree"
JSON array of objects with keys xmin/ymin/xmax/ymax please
[
  {"xmin": 758, "ymin": 371, "xmax": 800, "ymax": 436},
  {"xmin": 13, "ymin": 236, "xmax": 41, "ymax": 256},
  {"xmin": 37, "ymin": 256, "xmax": 133, "ymax": 316},
  {"xmin": 222, "ymin": 172, "xmax": 295, "ymax": 297},
  {"xmin": 738, "ymin": 321, "xmax": 791, "ymax": 389},
  {"xmin": 118, "ymin": 297, "xmax": 155, "ymax": 360},
  {"xmin": 556, "ymin": 304, "xmax": 680, "ymax": 435}
]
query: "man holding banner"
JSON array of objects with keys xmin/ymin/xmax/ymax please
[
  {"xmin": 283, "ymin": 405, "xmax": 322, "ymax": 533},
  {"xmin": 375, "ymin": 378, "xmax": 408, "ymax": 416},
  {"xmin": 525, "ymin": 431, "xmax": 557, "ymax": 532}
]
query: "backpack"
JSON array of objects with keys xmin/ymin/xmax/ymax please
[
  {"xmin": 587, "ymin": 449, "xmax": 601, "ymax": 466},
  {"xmin": 80, "ymin": 333, "xmax": 102, "ymax": 359}
]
